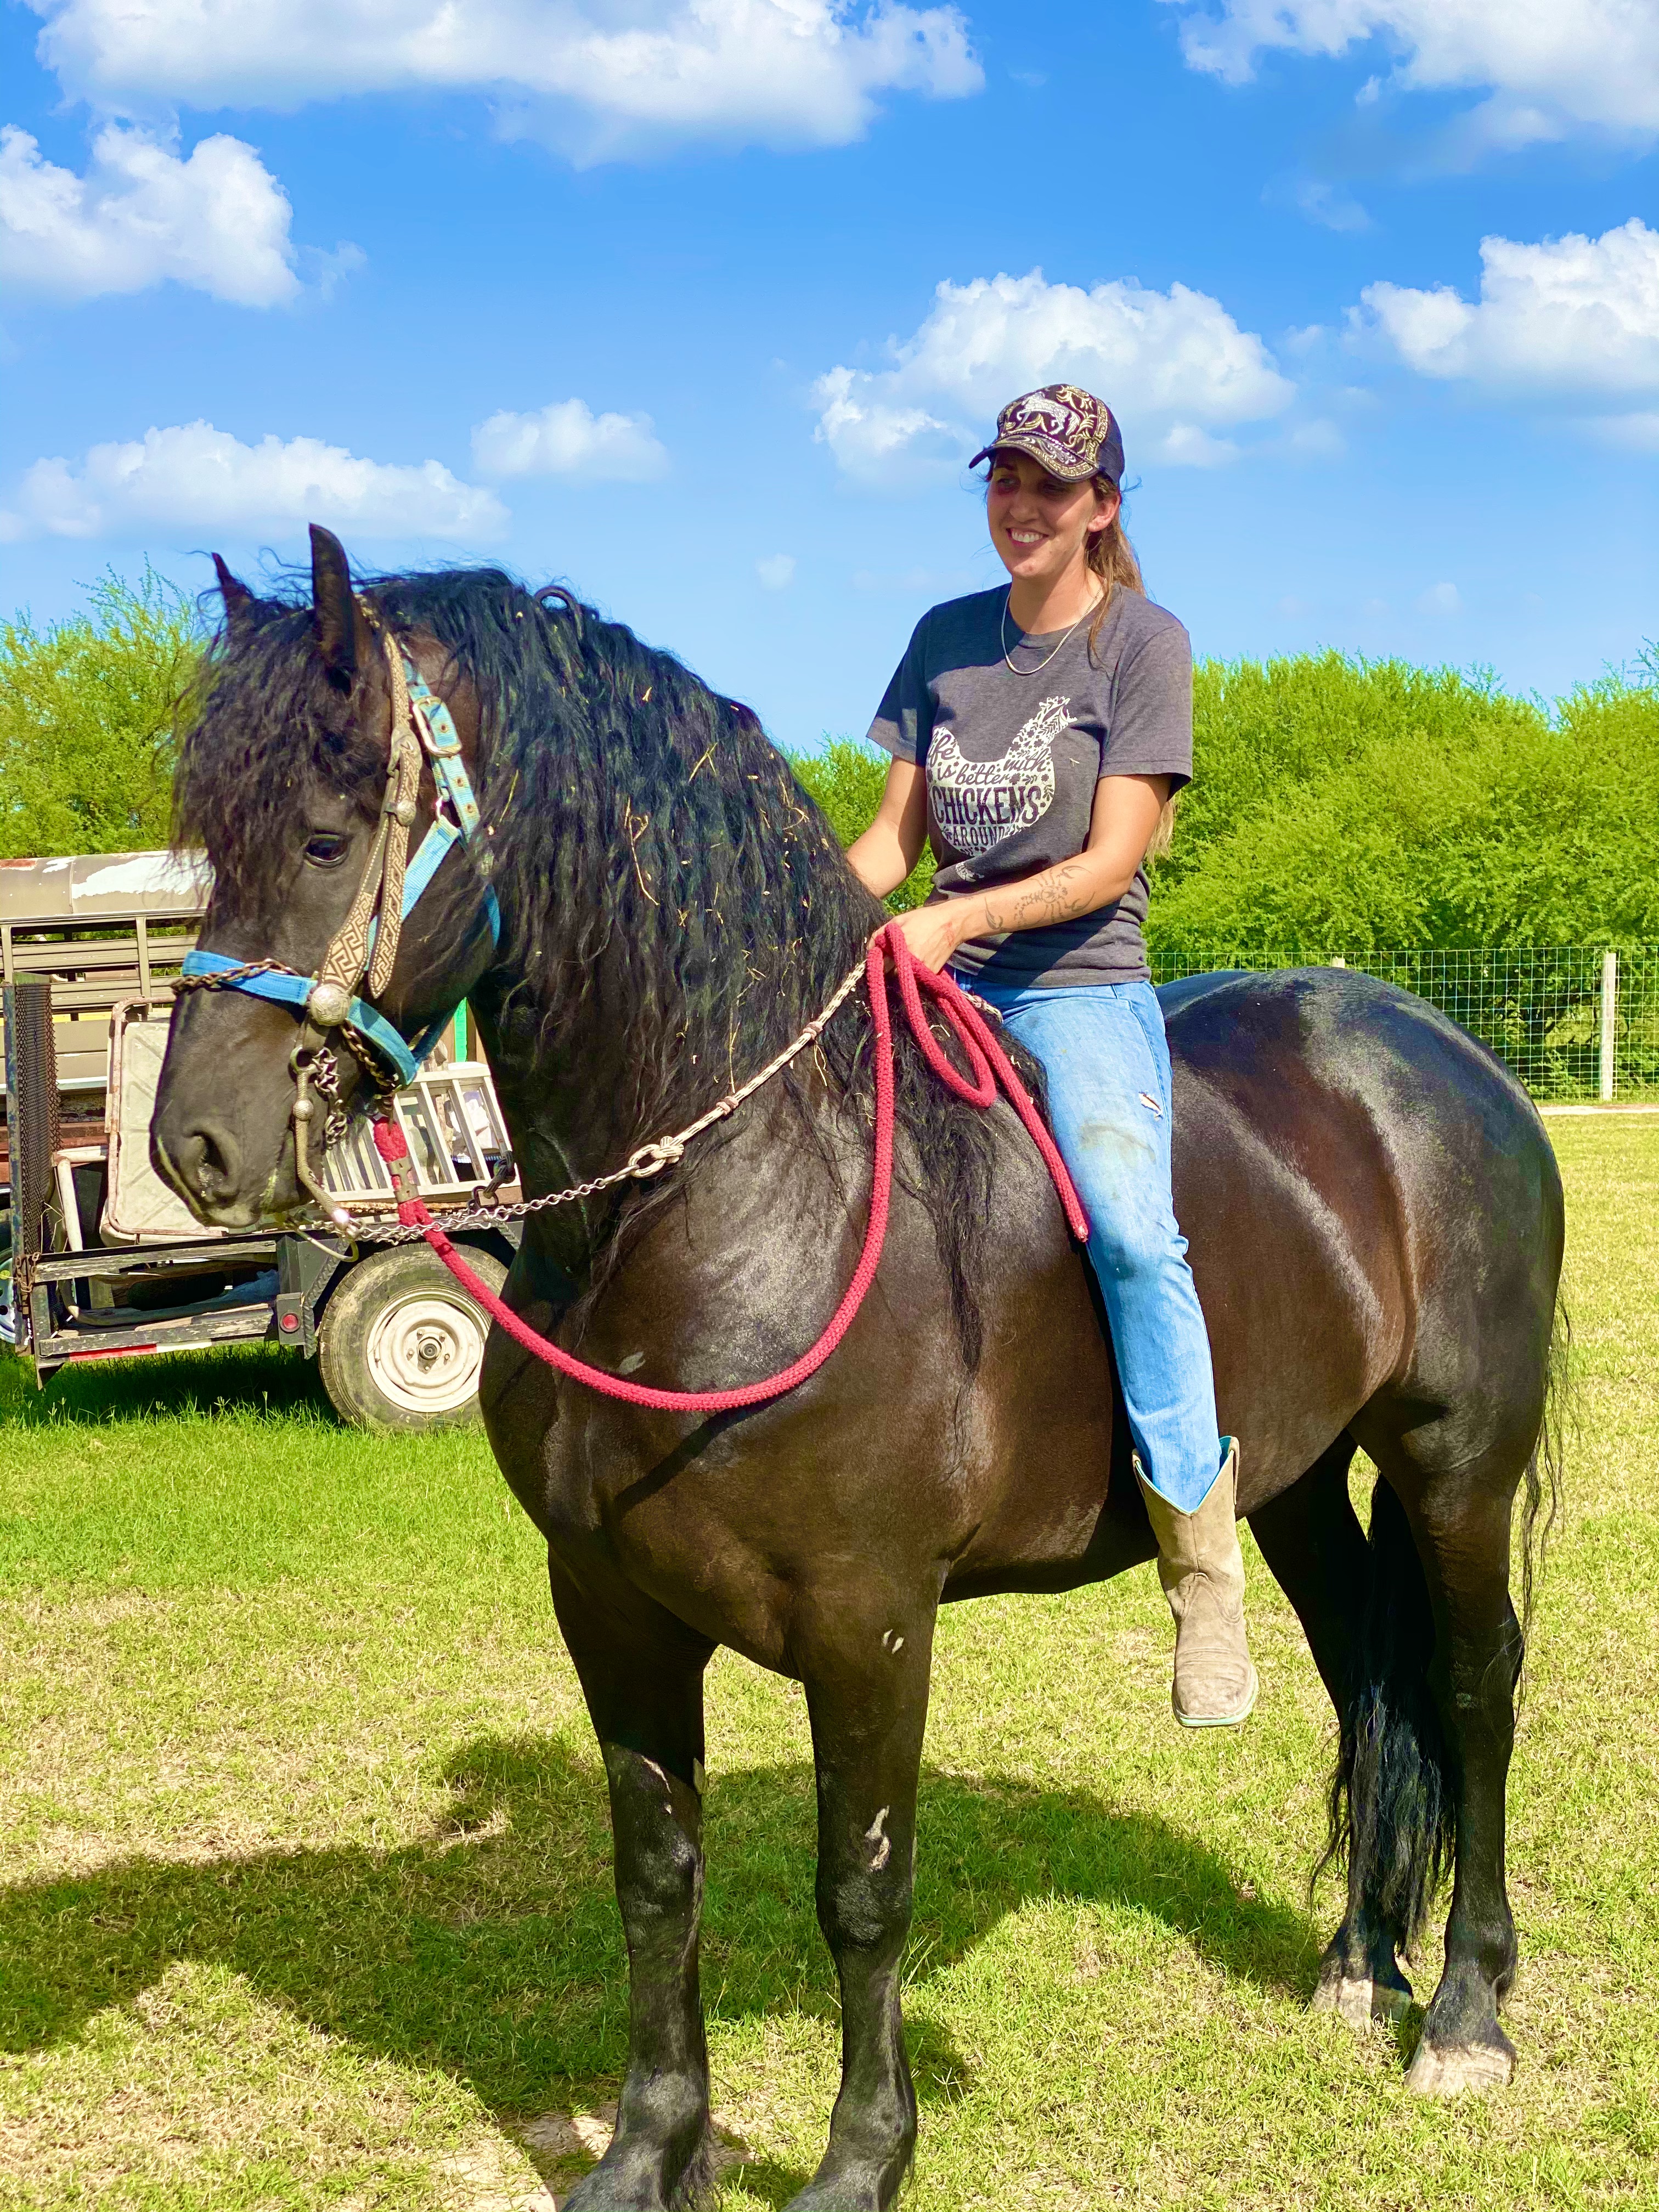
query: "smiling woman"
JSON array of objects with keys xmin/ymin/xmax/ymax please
[{"xmin": 847, "ymin": 381, "xmax": 1254, "ymax": 1730}]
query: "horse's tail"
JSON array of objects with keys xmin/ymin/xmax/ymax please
[
  {"xmin": 1319, "ymin": 1290, "xmax": 1568, "ymax": 1949},
  {"xmin": 1518, "ymin": 1290, "xmax": 1570, "ymax": 1660},
  {"xmin": 1319, "ymin": 1474, "xmax": 1457, "ymax": 1951}
]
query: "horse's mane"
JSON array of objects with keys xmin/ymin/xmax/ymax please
[{"xmin": 176, "ymin": 565, "xmax": 1001, "ymax": 1362}]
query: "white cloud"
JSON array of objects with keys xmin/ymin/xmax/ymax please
[
  {"xmin": 1360, "ymin": 219, "xmax": 1659, "ymax": 414},
  {"xmin": 1415, "ymin": 580, "xmax": 1462, "ymax": 614},
  {"xmin": 755, "ymin": 552, "xmax": 796, "ymax": 588},
  {"xmin": 471, "ymin": 398, "xmax": 668, "ymax": 482},
  {"xmin": 1293, "ymin": 178, "xmax": 1372, "ymax": 233},
  {"xmin": 26, "ymin": 0, "xmax": 982, "ymax": 160},
  {"xmin": 0, "ymin": 421, "xmax": 507, "ymax": 542},
  {"xmin": 1282, "ymin": 416, "xmax": 1347, "ymax": 459},
  {"xmin": 0, "ymin": 123, "xmax": 298, "ymax": 305},
  {"xmin": 1583, "ymin": 411, "xmax": 1659, "ymax": 452},
  {"xmin": 1161, "ymin": 0, "xmax": 1659, "ymax": 149},
  {"xmin": 812, "ymin": 268, "xmax": 1295, "ymax": 484}
]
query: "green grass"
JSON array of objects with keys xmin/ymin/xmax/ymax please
[{"xmin": 2, "ymin": 1118, "xmax": 1657, "ymax": 2209}]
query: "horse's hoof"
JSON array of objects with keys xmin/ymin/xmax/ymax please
[
  {"xmin": 561, "ymin": 2122, "xmax": 715, "ymax": 2210},
  {"xmin": 1311, "ymin": 1966, "xmax": 1412, "ymax": 2028},
  {"xmin": 784, "ymin": 2138, "xmax": 913, "ymax": 2211},
  {"xmin": 1404, "ymin": 2038, "xmax": 1515, "ymax": 2096}
]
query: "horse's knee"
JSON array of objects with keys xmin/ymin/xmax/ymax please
[
  {"xmin": 817, "ymin": 1855, "xmax": 912, "ymax": 1960},
  {"xmin": 605, "ymin": 1751, "xmax": 703, "ymax": 1925}
]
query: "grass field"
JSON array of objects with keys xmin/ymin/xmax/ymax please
[{"xmin": 2, "ymin": 1118, "xmax": 1656, "ymax": 2210}]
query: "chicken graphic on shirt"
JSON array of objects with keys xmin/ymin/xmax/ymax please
[{"xmin": 927, "ymin": 694, "xmax": 1069, "ymax": 860}]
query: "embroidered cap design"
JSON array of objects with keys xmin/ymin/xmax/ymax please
[{"xmin": 970, "ymin": 383, "xmax": 1125, "ymax": 487}]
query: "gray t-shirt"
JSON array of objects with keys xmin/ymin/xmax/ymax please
[{"xmin": 866, "ymin": 585, "xmax": 1193, "ymax": 985}]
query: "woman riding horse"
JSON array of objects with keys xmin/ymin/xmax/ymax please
[
  {"xmin": 848, "ymin": 383, "xmax": 1252, "ymax": 1730},
  {"xmin": 154, "ymin": 519, "xmax": 1562, "ymax": 2211}
]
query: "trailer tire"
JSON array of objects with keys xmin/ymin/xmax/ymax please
[{"xmin": 317, "ymin": 1243, "xmax": 506, "ymax": 1431}]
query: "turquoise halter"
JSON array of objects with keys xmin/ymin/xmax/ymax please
[
  {"xmin": 180, "ymin": 637, "xmax": 499, "ymax": 1087},
  {"xmin": 176, "ymin": 623, "xmax": 501, "ymax": 1216}
]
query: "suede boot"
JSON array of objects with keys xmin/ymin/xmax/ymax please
[{"xmin": 1136, "ymin": 1438, "xmax": 1257, "ymax": 1728}]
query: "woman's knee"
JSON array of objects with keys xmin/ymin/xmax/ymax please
[{"xmin": 1082, "ymin": 1190, "xmax": 1183, "ymax": 1285}]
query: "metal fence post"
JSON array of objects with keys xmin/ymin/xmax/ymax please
[{"xmin": 1600, "ymin": 950, "xmax": 1618, "ymax": 1103}]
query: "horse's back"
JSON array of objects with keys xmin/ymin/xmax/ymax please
[{"xmin": 1163, "ymin": 968, "xmax": 1562, "ymax": 1504}]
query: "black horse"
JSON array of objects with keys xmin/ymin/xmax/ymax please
[{"xmin": 154, "ymin": 531, "xmax": 1564, "ymax": 2210}]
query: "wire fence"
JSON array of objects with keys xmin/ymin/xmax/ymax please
[{"xmin": 1148, "ymin": 945, "xmax": 1659, "ymax": 1104}]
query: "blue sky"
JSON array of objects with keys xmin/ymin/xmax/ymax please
[{"xmin": 2, "ymin": 0, "xmax": 1656, "ymax": 748}]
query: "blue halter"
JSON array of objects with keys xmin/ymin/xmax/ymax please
[{"xmin": 180, "ymin": 642, "xmax": 501, "ymax": 1090}]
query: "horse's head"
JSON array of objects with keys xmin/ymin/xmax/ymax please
[{"xmin": 152, "ymin": 525, "xmax": 500, "ymax": 1227}]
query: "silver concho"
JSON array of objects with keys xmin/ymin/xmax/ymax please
[{"xmin": 306, "ymin": 980, "xmax": 353, "ymax": 1029}]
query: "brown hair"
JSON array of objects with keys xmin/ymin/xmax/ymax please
[
  {"xmin": 1085, "ymin": 483, "xmax": 1176, "ymax": 861},
  {"xmin": 1084, "ymin": 477, "xmax": 1143, "ymax": 646}
]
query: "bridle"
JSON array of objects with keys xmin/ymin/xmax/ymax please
[
  {"xmin": 167, "ymin": 591, "xmax": 1091, "ymax": 1412},
  {"xmin": 175, "ymin": 610, "xmax": 500, "ymax": 1225}
]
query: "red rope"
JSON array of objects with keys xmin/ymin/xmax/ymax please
[{"xmin": 373, "ymin": 920, "xmax": 1087, "ymax": 1415}]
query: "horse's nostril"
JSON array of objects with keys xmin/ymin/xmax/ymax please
[{"xmin": 174, "ymin": 1121, "xmax": 241, "ymax": 1200}]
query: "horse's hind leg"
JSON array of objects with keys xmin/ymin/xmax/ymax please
[
  {"xmin": 1364, "ymin": 1431, "xmax": 1527, "ymax": 2096},
  {"xmin": 1247, "ymin": 1437, "xmax": 1415, "ymax": 2027},
  {"xmin": 553, "ymin": 1562, "xmax": 717, "ymax": 2211},
  {"xmin": 787, "ymin": 1583, "xmax": 938, "ymax": 2212}
]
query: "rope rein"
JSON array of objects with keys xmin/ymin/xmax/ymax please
[
  {"xmin": 174, "ymin": 603, "xmax": 1088, "ymax": 1412},
  {"xmin": 370, "ymin": 921, "xmax": 1087, "ymax": 1415},
  {"xmin": 348, "ymin": 950, "xmax": 872, "ymax": 1245}
]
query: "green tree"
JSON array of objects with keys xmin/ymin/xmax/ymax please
[
  {"xmin": 786, "ymin": 652, "xmax": 1659, "ymax": 957},
  {"xmin": 1149, "ymin": 659, "xmax": 1659, "ymax": 958},
  {"xmin": 0, "ymin": 568, "xmax": 203, "ymax": 859}
]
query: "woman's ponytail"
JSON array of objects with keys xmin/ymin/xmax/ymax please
[
  {"xmin": 1085, "ymin": 487, "xmax": 1176, "ymax": 861},
  {"xmin": 1085, "ymin": 481, "xmax": 1144, "ymax": 653}
]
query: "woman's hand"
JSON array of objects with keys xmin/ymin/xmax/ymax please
[{"xmin": 885, "ymin": 901, "xmax": 969, "ymax": 973}]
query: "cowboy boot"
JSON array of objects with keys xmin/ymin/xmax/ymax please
[{"xmin": 1136, "ymin": 1438, "xmax": 1257, "ymax": 1728}]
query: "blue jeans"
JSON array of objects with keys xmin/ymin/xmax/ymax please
[{"xmin": 959, "ymin": 971, "xmax": 1224, "ymax": 1512}]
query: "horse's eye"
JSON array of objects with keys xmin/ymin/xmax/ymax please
[{"xmin": 304, "ymin": 832, "xmax": 351, "ymax": 866}]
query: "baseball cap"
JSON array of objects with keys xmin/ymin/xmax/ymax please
[{"xmin": 970, "ymin": 383, "xmax": 1125, "ymax": 488}]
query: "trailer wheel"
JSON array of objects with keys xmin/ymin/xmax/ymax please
[{"xmin": 317, "ymin": 1243, "xmax": 507, "ymax": 1431}]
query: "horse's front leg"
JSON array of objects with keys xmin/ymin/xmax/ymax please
[
  {"xmin": 788, "ymin": 1584, "xmax": 938, "ymax": 2212},
  {"xmin": 554, "ymin": 1562, "xmax": 716, "ymax": 2211}
]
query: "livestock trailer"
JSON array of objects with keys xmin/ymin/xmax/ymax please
[{"xmin": 2, "ymin": 851, "xmax": 519, "ymax": 1429}]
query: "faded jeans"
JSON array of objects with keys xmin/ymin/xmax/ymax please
[{"xmin": 957, "ymin": 970, "xmax": 1225, "ymax": 1512}]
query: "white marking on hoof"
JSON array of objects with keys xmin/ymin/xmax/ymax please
[
  {"xmin": 866, "ymin": 1806, "xmax": 891, "ymax": 1871},
  {"xmin": 1404, "ymin": 2040, "xmax": 1515, "ymax": 2096},
  {"xmin": 1312, "ymin": 1974, "xmax": 1412, "ymax": 2029}
]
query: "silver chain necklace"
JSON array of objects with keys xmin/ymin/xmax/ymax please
[{"xmin": 1000, "ymin": 586, "xmax": 1102, "ymax": 676}]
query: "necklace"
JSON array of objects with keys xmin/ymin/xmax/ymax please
[{"xmin": 1000, "ymin": 586, "xmax": 1102, "ymax": 675}]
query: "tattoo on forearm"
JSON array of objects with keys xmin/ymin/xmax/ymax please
[{"xmin": 981, "ymin": 861, "xmax": 1094, "ymax": 936}]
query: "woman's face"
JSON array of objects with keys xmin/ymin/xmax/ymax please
[{"xmin": 986, "ymin": 451, "xmax": 1118, "ymax": 592}]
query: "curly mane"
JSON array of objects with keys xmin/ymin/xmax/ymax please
[{"xmin": 177, "ymin": 565, "xmax": 1001, "ymax": 1363}]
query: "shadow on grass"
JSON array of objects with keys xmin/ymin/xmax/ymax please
[
  {"xmin": 0, "ymin": 1731, "xmax": 1318, "ymax": 2151},
  {"xmin": 0, "ymin": 1342, "xmax": 336, "ymax": 1429}
]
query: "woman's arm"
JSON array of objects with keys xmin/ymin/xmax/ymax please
[
  {"xmin": 889, "ymin": 772, "xmax": 1170, "ymax": 971},
  {"xmin": 846, "ymin": 758, "xmax": 929, "ymax": 900}
]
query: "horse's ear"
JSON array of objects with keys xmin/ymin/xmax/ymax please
[
  {"xmin": 309, "ymin": 523, "xmax": 366, "ymax": 687},
  {"xmin": 212, "ymin": 554, "xmax": 255, "ymax": 624}
]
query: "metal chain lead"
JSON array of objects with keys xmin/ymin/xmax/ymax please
[
  {"xmin": 174, "ymin": 942, "xmax": 987, "ymax": 1245},
  {"xmin": 351, "ymin": 952, "xmax": 871, "ymax": 1243}
]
